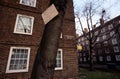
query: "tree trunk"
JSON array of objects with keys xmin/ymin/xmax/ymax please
[
  {"xmin": 89, "ymin": 41, "xmax": 94, "ymax": 71},
  {"xmin": 30, "ymin": 0, "xmax": 67, "ymax": 79}
]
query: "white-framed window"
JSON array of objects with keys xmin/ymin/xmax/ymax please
[
  {"xmin": 82, "ymin": 37, "xmax": 84, "ymax": 41},
  {"xmin": 80, "ymin": 58, "xmax": 82, "ymax": 61},
  {"xmin": 101, "ymin": 28, "xmax": 105, "ymax": 33},
  {"xmin": 60, "ymin": 33, "xmax": 63, "ymax": 38},
  {"xmin": 20, "ymin": 0, "xmax": 36, "ymax": 7},
  {"xmin": 14, "ymin": 14, "xmax": 34, "ymax": 35},
  {"xmin": 106, "ymin": 56, "xmax": 111, "ymax": 61},
  {"xmin": 86, "ymin": 41, "xmax": 89, "ymax": 45},
  {"xmin": 113, "ymin": 46, "xmax": 119, "ymax": 53},
  {"xmin": 78, "ymin": 39, "xmax": 81, "ymax": 42},
  {"xmin": 92, "ymin": 52, "xmax": 96, "ymax": 56},
  {"xmin": 96, "ymin": 37, "xmax": 100, "ymax": 42},
  {"xmin": 108, "ymin": 24, "xmax": 113, "ymax": 30},
  {"xmin": 112, "ymin": 38, "xmax": 117, "ymax": 45},
  {"xmin": 55, "ymin": 49, "xmax": 63, "ymax": 70},
  {"xmin": 95, "ymin": 31, "xmax": 98, "ymax": 35},
  {"xmin": 84, "ymin": 57, "xmax": 86, "ymax": 62},
  {"xmin": 99, "ymin": 56, "xmax": 103, "ymax": 61},
  {"xmin": 103, "ymin": 41, "xmax": 108, "ymax": 45},
  {"xmin": 6, "ymin": 47, "xmax": 30, "ymax": 73},
  {"xmin": 102, "ymin": 35, "xmax": 106, "ymax": 40},
  {"xmin": 110, "ymin": 31, "xmax": 115, "ymax": 36},
  {"xmin": 82, "ymin": 42, "xmax": 85, "ymax": 46},
  {"xmin": 116, "ymin": 55, "xmax": 120, "ymax": 61}
]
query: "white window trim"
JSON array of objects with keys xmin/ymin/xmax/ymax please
[
  {"xmin": 116, "ymin": 55, "xmax": 120, "ymax": 61},
  {"xmin": 96, "ymin": 37, "xmax": 100, "ymax": 41},
  {"xmin": 108, "ymin": 24, "xmax": 113, "ymax": 30},
  {"xmin": 14, "ymin": 14, "xmax": 34, "ymax": 35},
  {"xmin": 84, "ymin": 57, "xmax": 86, "ymax": 61},
  {"xmin": 55, "ymin": 49, "xmax": 63, "ymax": 70},
  {"xmin": 102, "ymin": 35, "xmax": 106, "ymax": 40},
  {"xmin": 95, "ymin": 31, "xmax": 98, "ymax": 35},
  {"xmin": 112, "ymin": 38, "xmax": 117, "ymax": 45},
  {"xmin": 60, "ymin": 33, "xmax": 63, "ymax": 39},
  {"xmin": 106, "ymin": 56, "xmax": 111, "ymax": 61},
  {"xmin": 20, "ymin": 0, "xmax": 37, "ymax": 7},
  {"xmin": 101, "ymin": 28, "xmax": 105, "ymax": 33},
  {"xmin": 110, "ymin": 31, "xmax": 115, "ymax": 36},
  {"xmin": 6, "ymin": 47, "xmax": 30, "ymax": 73},
  {"xmin": 99, "ymin": 56, "xmax": 103, "ymax": 61},
  {"xmin": 113, "ymin": 46, "xmax": 119, "ymax": 53}
]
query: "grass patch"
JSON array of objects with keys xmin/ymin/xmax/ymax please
[{"xmin": 79, "ymin": 68, "xmax": 120, "ymax": 79}]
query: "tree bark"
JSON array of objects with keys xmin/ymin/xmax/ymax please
[
  {"xmin": 30, "ymin": 0, "xmax": 67, "ymax": 79},
  {"xmin": 89, "ymin": 41, "xmax": 94, "ymax": 71}
]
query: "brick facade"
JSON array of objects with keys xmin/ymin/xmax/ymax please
[
  {"xmin": 0, "ymin": 0, "xmax": 78, "ymax": 79},
  {"xmin": 77, "ymin": 15, "xmax": 120, "ymax": 70}
]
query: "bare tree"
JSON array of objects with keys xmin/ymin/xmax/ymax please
[
  {"xmin": 75, "ymin": 1, "xmax": 107, "ymax": 70},
  {"xmin": 75, "ymin": 0, "xmax": 120, "ymax": 71},
  {"xmin": 30, "ymin": 0, "xmax": 68, "ymax": 79}
]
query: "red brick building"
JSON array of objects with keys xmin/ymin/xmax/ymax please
[
  {"xmin": 77, "ymin": 15, "xmax": 120, "ymax": 70},
  {"xmin": 0, "ymin": 0, "xmax": 78, "ymax": 79}
]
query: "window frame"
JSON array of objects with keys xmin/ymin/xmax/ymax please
[
  {"xmin": 95, "ymin": 31, "xmax": 98, "ymax": 35},
  {"xmin": 110, "ymin": 31, "xmax": 115, "ymax": 36},
  {"xmin": 113, "ymin": 46, "xmax": 120, "ymax": 53},
  {"xmin": 14, "ymin": 14, "xmax": 34, "ymax": 35},
  {"xmin": 112, "ymin": 38, "xmax": 117, "ymax": 45},
  {"xmin": 20, "ymin": 0, "xmax": 37, "ymax": 7},
  {"xmin": 102, "ymin": 35, "xmax": 106, "ymax": 40},
  {"xmin": 106, "ymin": 55, "xmax": 111, "ymax": 61},
  {"xmin": 60, "ymin": 33, "xmax": 63, "ymax": 39},
  {"xmin": 101, "ymin": 28, "xmax": 105, "ymax": 33},
  {"xmin": 55, "ymin": 49, "xmax": 63, "ymax": 70},
  {"xmin": 108, "ymin": 24, "xmax": 113, "ymax": 30},
  {"xmin": 6, "ymin": 47, "xmax": 30, "ymax": 73},
  {"xmin": 116, "ymin": 55, "xmax": 120, "ymax": 61},
  {"xmin": 99, "ymin": 56, "xmax": 103, "ymax": 61}
]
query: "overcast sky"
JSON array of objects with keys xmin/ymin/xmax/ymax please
[{"xmin": 73, "ymin": 0, "xmax": 120, "ymax": 35}]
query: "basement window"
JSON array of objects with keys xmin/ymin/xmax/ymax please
[
  {"xmin": 20, "ymin": 0, "xmax": 36, "ymax": 7},
  {"xmin": 6, "ymin": 47, "xmax": 30, "ymax": 73}
]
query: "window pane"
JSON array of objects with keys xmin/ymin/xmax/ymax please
[
  {"xmin": 106, "ymin": 56, "xmax": 111, "ymax": 61},
  {"xmin": 55, "ymin": 49, "xmax": 62, "ymax": 69},
  {"xmin": 14, "ymin": 14, "xmax": 34, "ymax": 35},
  {"xmin": 113, "ymin": 46, "xmax": 119, "ymax": 52},
  {"xmin": 8, "ymin": 47, "xmax": 30, "ymax": 72},
  {"xmin": 99, "ymin": 56, "xmax": 103, "ymax": 61},
  {"xmin": 20, "ymin": 0, "xmax": 36, "ymax": 7},
  {"xmin": 108, "ymin": 24, "xmax": 113, "ymax": 30},
  {"xmin": 116, "ymin": 55, "xmax": 120, "ymax": 61},
  {"xmin": 112, "ymin": 38, "xmax": 117, "ymax": 45}
]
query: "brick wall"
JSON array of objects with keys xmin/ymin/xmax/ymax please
[{"xmin": 0, "ymin": 0, "xmax": 78, "ymax": 79}]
